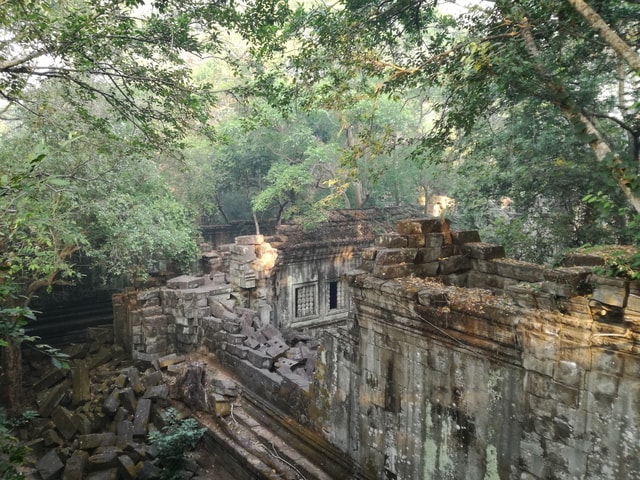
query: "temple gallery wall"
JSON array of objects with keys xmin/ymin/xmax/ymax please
[{"xmin": 113, "ymin": 214, "xmax": 640, "ymax": 480}]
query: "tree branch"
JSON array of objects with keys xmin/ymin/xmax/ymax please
[
  {"xmin": 567, "ymin": 0, "xmax": 640, "ymax": 74},
  {"xmin": 0, "ymin": 49, "xmax": 48, "ymax": 71}
]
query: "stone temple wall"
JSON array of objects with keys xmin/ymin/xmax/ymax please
[
  {"xmin": 309, "ymin": 218, "xmax": 640, "ymax": 480},
  {"xmin": 114, "ymin": 216, "xmax": 640, "ymax": 480}
]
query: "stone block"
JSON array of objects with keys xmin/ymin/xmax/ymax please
[
  {"xmin": 591, "ymin": 275, "xmax": 629, "ymax": 308},
  {"xmin": 209, "ymin": 299, "xmax": 235, "ymax": 318},
  {"xmin": 38, "ymin": 380, "xmax": 70, "ymax": 417},
  {"xmin": 266, "ymin": 337, "xmax": 289, "ymax": 359},
  {"xmin": 228, "ymin": 243, "xmax": 257, "ymax": 260},
  {"xmin": 203, "ymin": 316, "xmax": 223, "ymax": 332},
  {"xmin": 424, "ymin": 233, "xmax": 444, "ymax": 248},
  {"xmin": 132, "ymin": 398, "xmax": 152, "ymax": 439},
  {"xmin": 138, "ymin": 461, "xmax": 161, "ymax": 479},
  {"xmin": 77, "ymin": 433, "xmax": 116, "ymax": 450},
  {"xmin": 415, "ymin": 246, "xmax": 442, "ymax": 263},
  {"xmin": 438, "ymin": 255, "xmax": 471, "ymax": 275},
  {"xmin": 33, "ymin": 367, "xmax": 69, "ymax": 392},
  {"xmin": 259, "ymin": 324, "xmax": 281, "ymax": 340},
  {"xmin": 223, "ymin": 321, "xmax": 242, "ymax": 334},
  {"xmin": 375, "ymin": 234, "xmax": 408, "ymax": 248},
  {"xmin": 154, "ymin": 353, "xmax": 185, "ymax": 370},
  {"xmin": 375, "ymin": 248, "xmax": 418, "ymax": 265},
  {"xmin": 141, "ymin": 370, "xmax": 163, "ymax": 389},
  {"xmin": 211, "ymin": 393, "xmax": 231, "ymax": 417},
  {"xmin": 116, "ymin": 420, "xmax": 134, "ymax": 450},
  {"xmin": 560, "ymin": 252, "xmax": 605, "ymax": 267},
  {"xmin": 117, "ymin": 455, "xmax": 140, "ymax": 480},
  {"xmin": 505, "ymin": 285, "xmax": 537, "ymax": 309},
  {"xmin": 236, "ymin": 234, "xmax": 264, "ymax": 245},
  {"xmin": 167, "ymin": 275, "xmax": 205, "ymax": 290},
  {"xmin": 71, "ymin": 412, "xmax": 93, "ymax": 435},
  {"xmin": 418, "ymin": 290, "xmax": 450, "ymax": 308},
  {"xmin": 361, "ymin": 247, "xmax": 378, "ymax": 261},
  {"xmin": 371, "ymin": 263, "xmax": 413, "ymax": 279},
  {"xmin": 396, "ymin": 220, "xmax": 423, "ymax": 235},
  {"xmin": 246, "ymin": 348, "xmax": 273, "ymax": 369},
  {"xmin": 543, "ymin": 267, "xmax": 592, "ymax": 290},
  {"xmin": 43, "ymin": 429, "xmax": 62, "ymax": 447},
  {"xmin": 460, "ymin": 242, "xmax": 505, "ymax": 260},
  {"xmin": 626, "ymin": 293, "xmax": 640, "ymax": 313},
  {"xmin": 225, "ymin": 343, "xmax": 249, "ymax": 359},
  {"xmin": 118, "ymin": 387, "xmax": 137, "ymax": 415},
  {"xmin": 113, "ymin": 373, "xmax": 128, "ymax": 389},
  {"xmin": 397, "ymin": 218, "xmax": 448, "ymax": 235},
  {"xmin": 553, "ymin": 360, "xmax": 583, "ymax": 389},
  {"xmin": 413, "ymin": 262, "xmax": 440, "ymax": 277},
  {"xmin": 277, "ymin": 357, "xmax": 301, "ymax": 371},
  {"xmin": 122, "ymin": 367, "xmax": 140, "ymax": 387},
  {"xmin": 142, "ymin": 384, "xmax": 169, "ymax": 402},
  {"xmin": 406, "ymin": 234, "xmax": 426, "ymax": 248},
  {"xmin": 224, "ymin": 333, "xmax": 246, "ymax": 345},
  {"xmin": 87, "ymin": 348, "xmax": 113, "ymax": 370},
  {"xmin": 359, "ymin": 259, "xmax": 374, "ymax": 272},
  {"xmin": 37, "ymin": 449, "xmax": 64, "ymax": 480},
  {"xmin": 62, "ymin": 449, "xmax": 89, "ymax": 480},
  {"xmin": 142, "ymin": 305, "xmax": 163, "ymax": 317},
  {"xmin": 440, "ymin": 272, "xmax": 468, "ymax": 287},
  {"xmin": 102, "ymin": 388, "xmax": 120, "ymax": 416},
  {"xmin": 87, "ymin": 450, "xmax": 119, "ymax": 472},
  {"xmin": 540, "ymin": 281, "xmax": 578, "ymax": 298},
  {"xmin": 451, "ymin": 230, "xmax": 481, "ymax": 244},
  {"xmin": 212, "ymin": 378, "xmax": 238, "ymax": 397},
  {"xmin": 494, "ymin": 259, "xmax": 546, "ymax": 283},
  {"xmin": 281, "ymin": 372, "xmax": 310, "ymax": 391},
  {"xmin": 51, "ymin": 406, "xmax": 78, "ymax": 440}
]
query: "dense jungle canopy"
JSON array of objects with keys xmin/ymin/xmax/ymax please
[{"xmin": 1, "ymin": 0, "xmax": 640, "ymax": 406}]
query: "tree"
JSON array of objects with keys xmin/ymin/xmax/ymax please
[
  {"xmin": 0, "ymin": 84, "xmax": 199, "ymax": 410},
  {"xmin": 0, "ymin": 0, "xmax": 292, "ymax": 411},
  {"xmin": 449, "ymin": 100, "xmax": 630, "ymax": 263},
  {"xmin": 272, "ymin": 0, "xmax": 640, "ymax": 214},
  {"xmin": 1, "ymin": 0, "xmax": 291, "ymax": 144}
]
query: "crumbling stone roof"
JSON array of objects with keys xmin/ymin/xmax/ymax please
[{"xmin": 269, "ymin": 206, "xmax": 423, "ymax": 249}]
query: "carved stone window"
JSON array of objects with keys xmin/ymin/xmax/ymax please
[{"xmin": 295, "ymin": 284, "xmax": 316, "ymax": 318}]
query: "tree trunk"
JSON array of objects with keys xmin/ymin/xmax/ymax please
[
  {"xmin": 252, "ymin": 210, "xmax": 261, "ymax": 235},
  {"xmin": 353, "ymin": 181, "xmax": 364, "ymax": 209},
  {"xmin": 0, "ymin": 340, "xmax": 23, "ymax": 413},
  {"xmin": 567, "ymin": 0, "xmax": 640, "ymax": 74},
  {"xmin": 519, "ymin": 18, "xmax": 640, "ymax": 213}
]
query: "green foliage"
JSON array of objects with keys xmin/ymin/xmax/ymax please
[
  {"xmin": 0, "ymin": 408, "xmax": 37, "ymax": 480},
  {"xmin": 572, "ymin": 245, "xmax": 640, "ymax": 279},
  {"xmin": 0, "ymin": 88, "xmax": 201, "ymax": 293},
  {"xmin": 147, "ymin": 408, "xmax": 206, "ymax": 480}
]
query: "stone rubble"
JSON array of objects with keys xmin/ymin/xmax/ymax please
[
  {"xmin": 19, "ymin": 291, "xmax": 321, "ymax": 480},
  {"xmin": 18, "ymin": 327, "xmax": 243, "ymax": 480}
]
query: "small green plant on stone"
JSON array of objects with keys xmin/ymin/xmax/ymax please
[
  {"xmin": 0, "ymin": 409, "xmax": 37, "ymax": 480},
  {"xmin": 573, "ymin": 244, "xmax": 640, "ymax": 279},
  {"xmin": 148, "ymin": 408, "xmax": 206, "ymax": 480}
]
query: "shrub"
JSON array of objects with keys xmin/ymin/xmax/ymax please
[{"xmin": 147, "ymin": 408, "xmax": 206, "ymax": 480}]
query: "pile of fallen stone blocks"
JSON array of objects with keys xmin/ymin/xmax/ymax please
[
  {"xmin": 19, "ymin": 327, "xmax": 238, "ymax": 480},
  {"xmin": 202, "ymin": 300, "xmax": 318, "ymax": 390}
]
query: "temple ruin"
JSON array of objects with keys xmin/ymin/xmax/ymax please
[{"xmin": 29, "ymin": 212, "xmax": 640, "ymax": 479}]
